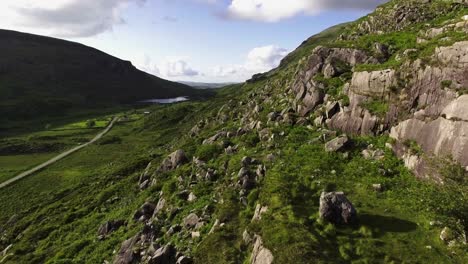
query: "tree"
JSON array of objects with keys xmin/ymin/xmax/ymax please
[{"xmin": 86, "ymin": 120, "xmax": 96, "ymax": 128}]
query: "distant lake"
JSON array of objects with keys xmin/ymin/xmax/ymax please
[{"xmin": 139, "ymin": 96, "xmax": 189, "ymax": 104}]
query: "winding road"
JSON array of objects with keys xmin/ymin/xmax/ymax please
[{"xmin": 0, "ymin": 117, "xmax": 118, "ymax": 189}]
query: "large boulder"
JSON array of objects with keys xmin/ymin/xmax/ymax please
[
  {"xmin": 148, "ymin": 244, "xmax": 176, "ymax": 264},
  {"xmin": 319, "ymin": 192, "xmax": 357, "ymax": 224}
]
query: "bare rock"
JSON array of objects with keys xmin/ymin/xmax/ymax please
[
  {"xmin": 98, "ymin": 220, "xmax": 126, "ymax": 239},
  {"xmin": 133, "ymin": 202, "xmax": 156, "ymax": 222},
  {"xmin": 252, "ymin": 204, "xmax": 268, "ymax": 221},
  {"xmin": 113, "ymin": 235, "xmax": 139, "ymax": 264},
  {"xmin": 160, "ymin": 150, "xmax": 188, "ymax": 171},
  {"xmin": 149, "ymin": 244, "xmax": 176, "ymax": 264},
  {"xmin": 251, "ymin": 235, "xmax": 274, "ymax": 264},
  {"xmin": 325, "ymin": 136, "xmax": 349, "ymax": 152},
  {"xmin": 319, "ymin": 192, "xmax": 357, "ymax": 224},
  {"xmin": 183, "ymin": 213, "xmax": 200, "ymax": 229}
]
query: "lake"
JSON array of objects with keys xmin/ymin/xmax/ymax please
[{"xmin": 139, "ymin": 96, "xmax": 189, "ymax": 104}]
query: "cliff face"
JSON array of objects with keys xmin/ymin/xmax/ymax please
[{"xmin": 286, "ymin": 1, "xmax": 468, "ymax": 182}]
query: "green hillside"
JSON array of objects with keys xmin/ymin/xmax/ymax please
[
  {"xmin": 0, "ymin": 0, "xmax": 467, "ymax": 263},
  {"xmin": 0, "ymin": 29, "xmax": 205, "ymax": 120}
]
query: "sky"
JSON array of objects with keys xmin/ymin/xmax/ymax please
[{"xmin": 0, "ymin": 0, "xmax": 388, "ymax": 83}]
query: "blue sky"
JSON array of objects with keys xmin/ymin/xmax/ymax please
[{"xmin": 0, "ymin": 0, "xmax": 387, "ymax": 82}]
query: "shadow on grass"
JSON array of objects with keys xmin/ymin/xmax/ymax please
[{"xmin": 359, "ymin": 213, "xmax": 417, "ymax": 234}]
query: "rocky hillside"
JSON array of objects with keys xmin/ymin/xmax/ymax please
[
  {"xmin": 1, "ymin": 0, "xmax": 467, "ymax": 263},
  {"xmin": 0, "ymin": 29, "xmax": 205, "ymax": 120}
]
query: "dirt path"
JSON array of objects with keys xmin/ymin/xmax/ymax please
[{"xmin": 0, "ymin": 117, "xmax": 118, "ymax": 189}]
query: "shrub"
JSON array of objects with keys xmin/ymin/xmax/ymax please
[
  {"xmin": 86, "ymin": 120, "xmax": 96, "ymax": 128},
  {"xmin": 195, "ymin": 144, "xmax": 223, "ymax": 161}
]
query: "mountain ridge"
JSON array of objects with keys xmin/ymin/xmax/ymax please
[{"xmin": 0, "ymin": 29, "xmax": 206, "ymax": 120}]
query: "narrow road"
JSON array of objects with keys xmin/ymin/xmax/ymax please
[{"xmin": 0, "ymin": 117, "xmax": 118, "ymax": 189}]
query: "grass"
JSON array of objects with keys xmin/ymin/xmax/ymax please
[
  {"xmin": 1, "ymin": 2, "xmax": 468, "ymax": 263},
  {"xmin": 0, "ymin": 152, "xmax": 59, "ymax": 182}
]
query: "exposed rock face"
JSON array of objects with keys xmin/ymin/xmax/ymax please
[
  {"xmin": 442, "ymin": 95, "xmax": 468, "ymax": 121},
  {"xmin": 291, "ymin": 47, "xmax": 376, "ymax": 117},
  {"xmin": 350, "ymin": 70, "xmax": 397, "ymax": 98},
  {"xmin": 390, "ymin": 117, "xmax": 468, "ymax": 171},
  {"xmin": 319, "ymin": 192, "xmax": 357, "ymax": 224},
  {"xmin": 251, "ymin": 235, "xmax": 274, "ymax": 264}
]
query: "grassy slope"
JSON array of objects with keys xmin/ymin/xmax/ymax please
[
  {"xmin": 0, "ymin": 82, "xmax": 466, "ymax": 263},
  {"xmin": 1, "ymin": 1, "xmax": 468, "ymax": 263}
]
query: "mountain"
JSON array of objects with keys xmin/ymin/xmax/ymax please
[
  {"xmin": 0, "ymin": 29, "xmax": 205, "ymax": 120},
  {"xmin": 0, "ymin": 1, "xmax": 467, "ymax": 264},
  {"xmin": 180, "ymin": 81, "xmax": 238, "ymax": 89}
]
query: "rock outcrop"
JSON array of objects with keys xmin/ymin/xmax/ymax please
[{"xmin": 251, "ymin": 235, "xmax": 274, "ymax": 264}]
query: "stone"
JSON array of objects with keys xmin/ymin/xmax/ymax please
[
  {"xmin": 98, "ymin": 220, "xmax": 126, "ymax": 239},
  {"xmin": 160, "ymin": 150, "xmax": 188, "ymax": 171},
  {"xmin": 149, "ymin": 244, "xmax": 176, "ymax": 264},
  {"xmin": 183, "ymin": 213, "xmax": 200, "ymax": 228},
  {"xmin": 153, "ymin": 198, "xmax": 166, "ymax": 217},
  {"xmin": 325, "ymin": 136, "xmax": 349, "ymax": 152},
  {"xmin": 372, "ymin": 184, "xmax": 383, "ymax": 192},
  {"xmin": 176, "ymin": 256, "xmax": 193, "ymax": 264},
  {"xmin": 350, "ymin": 69, "xmax": 397, "ymax": 98},
  {"xmin": 238, "ymin": 167, "xmax": 250, "ymax": 178},
  {"xmin": 319, "ymin": 192, "xmax": 357, "ymax": 224},
  {"xmin": 323, "ymin": 63, "xmax": 337, "ymax": 78},
  {"xmin": 243, "ymin": 229, "xmax": 253, "ymax": 244},
  {"xmin": 326, "ymin": 101, "xmax": 340, "ymax": 119},
  {"xmin": 209, "ymin": 219, "xmax": 220, "ymax": 234},
  {"xmin": 251, "ymin": 235, "xmax": 274, "ymax": 264},
  {"xmin": 440, "ymin": 227, "xmax": 455, "ymax": 243},
  {"xmin": 191, "ymin": 231, "xmax": 200, "ymax": 238},
  {"xmin": 187, "ymin": 192, "xmax": 197, "ymax": 202},
  {"xmin": 113, "ymin": 235, "xmax": 138, "ymax": 264},
  {"xmin": 252, "ymin": 204, "xmax": 268, "ymax": 221},
  {"xmin": 133, "ymin": 202, "xmax": 156, "ymax": 222},
  {"xmin": 242, "ymin": 156, "xmax": 252, "ymax": 167},
  {"xmin": 441, "ymin": 95, "xmax": 468, "ymax": 122}
]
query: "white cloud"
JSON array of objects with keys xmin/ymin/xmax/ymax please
[
  {"xmin": 161, "ymin": 58, "xmax": 199, "ymax": 77},
  {"xmin": 138, "ymin": 56, "xmax": 199, "ymax": 79},
  {"xmin": 0, "ymin": 0, "xmax": 145, "ymax": 38},
  {"xmin": 227, "ymin": 0, "xmax": 387, "ymax": 22},
  {"xmin": 211, "ymin": 45, "xmax": 288, "ymax": 81},
  {"xmin": 245, "ymin": 45, "xmax": 288, "ymax": 72}
]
